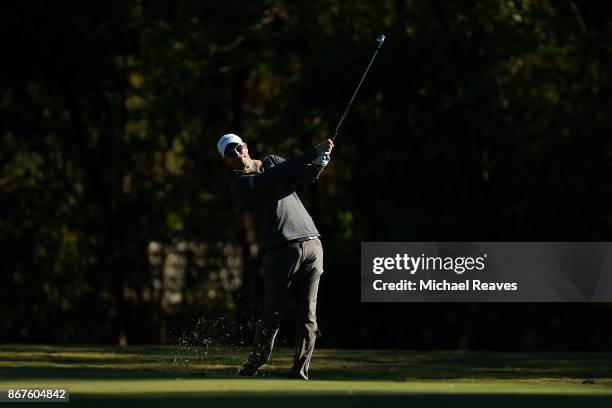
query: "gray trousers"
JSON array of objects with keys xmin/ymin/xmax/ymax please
[{"xmin": 246, "ymin": 238, "xmax": 323, "ymax": 379}]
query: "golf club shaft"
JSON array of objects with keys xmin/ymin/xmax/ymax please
[
  {"xmin": 332, "ymin": 43, "xmax": 383, "ymax": 142},
  {"xmin": 315, "ymin": 35, "xmax": 385, "ymax": 180}
]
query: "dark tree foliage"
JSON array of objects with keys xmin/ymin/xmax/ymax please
[{"xmin": 1, "ymin": 0, "xmax": 611, "ymax": 349}]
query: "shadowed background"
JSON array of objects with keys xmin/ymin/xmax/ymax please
[{"xmin": 1, "ymin": 0, "xmax": 611, "ymax": 350}]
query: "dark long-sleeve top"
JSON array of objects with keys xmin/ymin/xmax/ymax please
[{"xmin": 230, "ymin": 148, "xmax": 321, "ymax": 251}]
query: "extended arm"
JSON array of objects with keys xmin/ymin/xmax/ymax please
[{"xmin": 231, "ymin": 147, "xmax": 319, "ymax": 201}]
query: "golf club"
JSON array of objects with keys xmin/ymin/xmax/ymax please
[{"xmin": 315, "ymin": 34, "xmax": 386, "ymax": 179}]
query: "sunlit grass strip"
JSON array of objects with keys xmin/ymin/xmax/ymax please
[{"xmin": 0, "ymin": 379, "xmax": 611, "ymax": 396}]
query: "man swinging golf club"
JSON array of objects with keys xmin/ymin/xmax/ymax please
[
  {"xmin": 218, "ymin": 133, "xmax": 333, "ymax": 379},
  {"xmin": 219, "ymin": 34, "xmax": 384, "ymax": 379}
]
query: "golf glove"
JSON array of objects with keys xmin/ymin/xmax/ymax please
[{"xmin": 314, "ymin": 152, "xmax": 330, "ymax": 169}]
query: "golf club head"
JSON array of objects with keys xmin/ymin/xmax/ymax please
[{"xmin": 376, "ymin": 34, "xmax": 385, "ymax": 47}]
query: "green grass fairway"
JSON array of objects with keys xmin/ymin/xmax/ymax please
[{"xmin": 1, "ymin": 345, "xmax": 611, "ymax": 407}]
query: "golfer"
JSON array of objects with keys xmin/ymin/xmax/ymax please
[{"xmin": 218, "ymin": 133, "xmax": 333, "ymax": 380}]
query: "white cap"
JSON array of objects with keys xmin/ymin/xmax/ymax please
[{"xmin": 217, "ymin": 133, "xmax": 244, "ymax": 157}]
